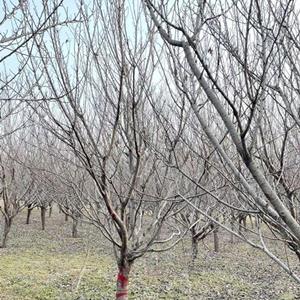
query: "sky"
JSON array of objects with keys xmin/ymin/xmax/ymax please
[{"xmin": 1, "ymin": 0, "xmax": 300, "ymax": 92}]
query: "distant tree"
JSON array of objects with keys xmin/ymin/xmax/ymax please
[{"xmin": 0, "ymin": 128, "xmax": 35, "ymax": 247}]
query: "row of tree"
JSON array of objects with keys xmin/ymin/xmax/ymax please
[{"xmin": 1, "ymin": 0, "xmax": 300, "ymax": 299}]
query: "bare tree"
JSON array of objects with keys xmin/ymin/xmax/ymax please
[
  {"xmin": 0, "ymin": 130, "xmax": 35, "ymax": 247},
  {"xmin": 143, "ymin": 0, "xmax": 300, "ymax": 282},
  {"xmin": 23, "ymin": 1, "xmax": 187, "ymax": 298},
  {"xmin": 0, "ymin": 1, "xmax": 80, "ymax": 142}
]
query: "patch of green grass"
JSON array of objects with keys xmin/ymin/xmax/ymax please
[
  {"xmin": 0, "ymin": 250, "xmax": 115, "ymax": 300},
  {"xmin": 190, "ymin": 270, "xmax": 251, "ymax": 298},
  {"xmin": 0, "ymin": 209, "xmax": 299, "ymax": 299},
  {"xmin": 279, "ymin": 292, "xmax": 296, "ymax": 300}
]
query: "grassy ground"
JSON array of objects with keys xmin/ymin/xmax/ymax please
[{"xmin": 0, "ymin": 208, "xmax": 299, "ymax": 299}]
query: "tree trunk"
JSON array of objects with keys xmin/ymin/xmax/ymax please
[
  {"xmin": 191, "ymin": 237, "xmax": 198, "ymax": 261},
  {"xmin": 65, "ymin": 210, "xmax": 69, "ymax": 222},
  {"xmin": 72, "ymin": 217, "xmax": 78, "ymax": 238},
  {"xmin": 230, "ymin": 212, "xmax": 235, "ymax": 243},
  {"xmin": 26, "ymin": 206, "xmax": 33, "ymax": 224},
  {"xmin": 116, "ymin": 263, "xmax": 131, "ymax": 300},
  {"xmin": 242, "ymin": 215, "xmax": 247, "ymax": 230},
  {"xmin": 41, "ymin": 206, "xmax": 46, "ymax": 230},
  {"xmin": 1, "ymin": 217, "xmax": 12, "ymax": 248},
  {"xmin": 238, "ymin": 214, "xmax": 244, "ymax": 235},
  {"xmin": 213, "ymin": 222, "xmax": 219, "ymax": 253},
  {"xmin": 48, "ymin": 205, "xmax": 52, "ymax": 218},
  {"xmin": 249, "ymin": 215, "xmax": 254, "ymax": 229}
]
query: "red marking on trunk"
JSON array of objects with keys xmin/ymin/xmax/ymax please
[
  {"xmin": 116, "ymin": 270, "xmax": 129, "ymax": 299},
  {"xmin": 116, "ymin": 291, "xmax": 128, "ymax": 297},
  {"xmin": 117, "ymin": 272, "xmax": 128, "ymax": 287}
]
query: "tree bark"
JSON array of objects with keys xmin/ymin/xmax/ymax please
[
  {"xmin": 41, "ymin": 206, "xmax": 46, "ymax": 230},
  {"xmin": 191, "ymin": 237, "xmax": 198, "ymax": 261},
  {"xmin": 65, "ymin": 210, "xmax": 69, "ymax": 222},
  {"xmin": 48, "ymin": 205, "xmax": 52, "ymax": 218},
  {"xmin": 238, "ymin": 214, "xmax": 247, "ymax": 235},
  {"xmin": 72, "ymin": 217, "xmax": 78, "ymax": 238},
  {"xmin": 242, "ymin": 215, "xmax": 247, "ymax": 229},
  {"xmin": 26, "ymin": 206, "xmax": 33, "ymax": 224},
  {"xmin": 249, "ymin": 215, "xmax": 254, "ymax": 229},
  {"xmin": 230, "ymin": 211, "xmax": 235, "ymax": 243},
  {"xmin": 1, "ymin": 217, "xmax": 12, "ymax": 248},
  {"xmin": 238, "ymin": 218, "xmax": 243, "ymax": 235},
  {"xmin": 116, "ymin": 263, "xmax": 131, "ymax": 300},
  {"xmin": 213, "ymin": 222, "xmax": 219, "ymax": 253}
]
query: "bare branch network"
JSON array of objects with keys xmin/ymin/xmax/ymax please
[{"xmin": 0, "ymin": 0, "xmax": 300, "ymax": 298}]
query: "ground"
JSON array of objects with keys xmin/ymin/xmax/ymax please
[{"xmin": 0, "ymin": 208, "xmax": 299, "ymax": 299}]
